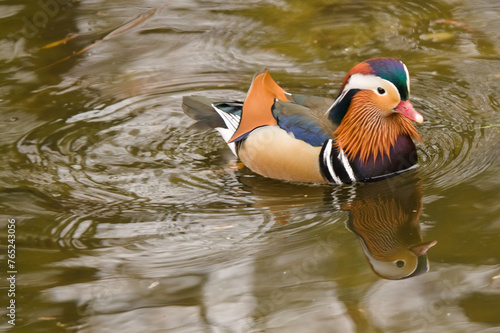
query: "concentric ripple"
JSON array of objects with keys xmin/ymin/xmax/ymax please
[{"xmin": 413, "ymin": 59, "xmax": 500, "ymax": 191}]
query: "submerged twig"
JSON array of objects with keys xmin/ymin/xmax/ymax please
[
  {"xmin": 36, "ymin": 1, "xmax": 169, "ymax": 72},
  {"xmin": 41, "ymin": 34, "xmax": 80, "ymax": 49}
]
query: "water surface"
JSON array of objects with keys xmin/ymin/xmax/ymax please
[{"xmin": 1, "ymin": 0, "xmax": 500, "ymax": 332}]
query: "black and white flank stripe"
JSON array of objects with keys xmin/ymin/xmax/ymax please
[{"xmin": 320, "ymin": 139, "xmax": 357, "ymax": 184}]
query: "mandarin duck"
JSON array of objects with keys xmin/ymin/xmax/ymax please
[
  {"xmin": 182, "ymin": 57, "xmax": 423, "ymax": 184},
  {"xmin": 344, "ymin": 177, "xmax": 436, "ymax": 279}
]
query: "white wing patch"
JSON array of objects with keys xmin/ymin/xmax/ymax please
[{"xmin": 211, "ymin": 104, "xmax": 241, "ymax": 156}]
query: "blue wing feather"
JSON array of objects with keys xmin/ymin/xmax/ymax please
[{"xmin": 272, "ymin": 99, "xmax": 335, "ymax": 147}]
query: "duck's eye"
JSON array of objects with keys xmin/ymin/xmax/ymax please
[
  {"xmin": 377, "ymin": 87, "xmax": 386, "ymax": 95},
  {"xmin": 396, "ymin": 260, "xmax": 405, "ymax": 268}
]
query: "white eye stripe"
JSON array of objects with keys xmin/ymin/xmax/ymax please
[
  {"xmin": 326, "ymin": 73, "xmax": 402, "ymax": 115},
  {"xmin": 345, "ymin": 74, "xmax": 399, "ymax": 93}
]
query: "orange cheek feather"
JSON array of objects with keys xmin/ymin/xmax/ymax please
[{"xmin": 371, "ymin": 89, "xmax": 400, "ymax": 113}]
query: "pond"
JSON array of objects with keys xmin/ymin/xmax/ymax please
[{"xmin": 1, "ymin": 0, "xmax": 500, "ymax": 332}]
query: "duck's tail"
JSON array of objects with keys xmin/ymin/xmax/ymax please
[{"xmin": 182, "ymin": 96, "xmax": 243, "ymax": 155}]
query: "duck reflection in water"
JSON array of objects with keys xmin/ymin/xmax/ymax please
[
  {"xmin": 342, "ymin": 176, "xmax": 436, "ymax": 280},
  {"xmin": 238, "ymin": 171, "xmax": 436, "ymax": 280}
]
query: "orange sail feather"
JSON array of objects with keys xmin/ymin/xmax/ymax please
[{"xmin": 229, "ymin": 71, "xmax": 290, "ymax": 142}]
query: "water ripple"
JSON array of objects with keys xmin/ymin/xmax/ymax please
[{"xmin": 414, "ymin": 59, "xmax": 500, "ymax": 191}]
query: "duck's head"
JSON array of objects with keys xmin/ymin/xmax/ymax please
[
  {"xmin": 330, "ymin": 57, "xmax": 423, "ymax": 124},
  {"xmin": 330, "ymin": 58, "xmax": 423, "ymax": 163}
]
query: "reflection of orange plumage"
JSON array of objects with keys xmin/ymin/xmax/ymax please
[
  {"xmin": 345, "ymin": 177, "xmax": 436, "ymax": 279},
  {"xmin": 214, "ymin": 163, "xmax": 435, "ymax": 279}
]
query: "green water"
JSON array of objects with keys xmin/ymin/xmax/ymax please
[{"xmin": 1, "ymin": 0, "xmax": 500, "ymax": 332}]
